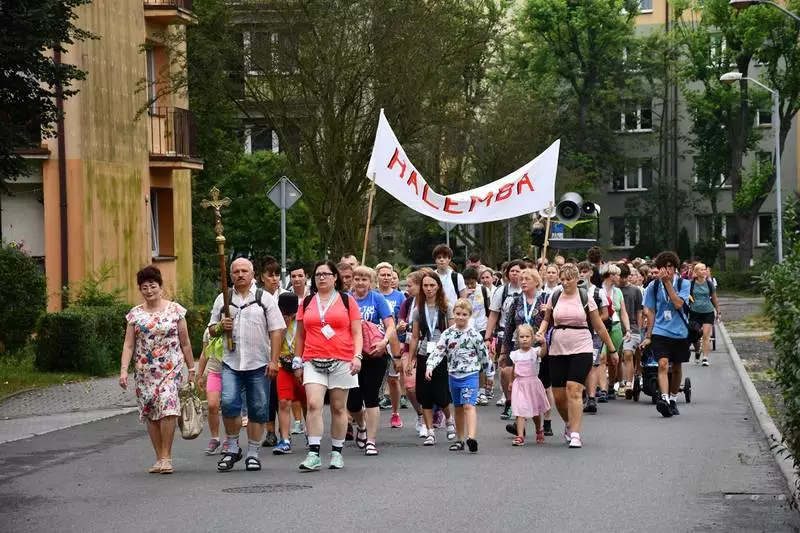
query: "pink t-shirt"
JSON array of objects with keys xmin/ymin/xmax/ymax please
[{"xmin": 545, "ymin": 291, "xmax": 598, "ymax": 356}]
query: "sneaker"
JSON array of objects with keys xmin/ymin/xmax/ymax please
[
  {"xmin": 656, "ymin": 398, "xmax": 673, "ymax": 418},
  {"xmin": 299, "ymin": 452, "xmax": 322, "ymax": 471},
  {"xmin": 606, "ymin": 389, "xmax": 617, "ymax": 401},
  {"xmin": 446, "ymin": 422, "xmax": 457, "ymax": 440},
  {"xmin": 542, "ymin": 421, "xmax": 553, "ymax": 437},
  {"xmin": 423, "ymin": 432, "xmax": 436, "ymax": 446},
  {"xmin": 205, "ymin": 438, "xmax": 222, "ymax": 456},
  {"xmin": 328, "ymin": 451, "xmax": 344, "ymax": 470},
  {"xmin": 272, "ymin": 440, "xmax": 292, "ymax": 455},
  {"xmin": 535, "ymin": 429, "xmax": 545, "ymax": 444},
  {"xmin": 616, "ymin": 386, "xmax": 626, "ymax": 398},
  {"xmin": 496, "ymin": 394, "xmax": 507, "ymax": 406},
  {"xmin": 477, "ymin": 392, "xmax": 488, "ymax": 406},
  {"xmin": 500, "ymin": 405, "xmax": 512, "ymax": 420},
  {"xmin": 400, "ymin": 395, "xmax": 410, "ymax": 409},
  {"xmin": 262, "ymin": 431, "xmax": 278, "ymax": 448},
  {"xmin": 563, "ymin": 425, "xmax": 571, "ymax": 444},
  {"xmin": 433, "ymin": 409, "xmax": 445, "ymax": 428},
  {"xmin": 701, "ymin": 357, "xmax": 709, "ymax": 367},
  {"xmin": 584, "ymin": 397, "xmax": 597, "ymax": 414},
  {"xmin": 378, "ymin": 395, "xmax": 392, "ymax": 410},
  {"xmin": 597, "ymin": 390, "xmax": 608, "ymax": 403},
  {"xmin": 669, "ymin": 400, "xmax": 680, "ymax": 416},
  {"xmin": 291, "ymin": 420, "xmax": 305, "ymax": 435},
  {"xmin": 694, "ymin": 352, "xmax": 701, "ymax": 364},
  {"xmin": 415, "ymin": 414, "xmax": 423, "ymax": 432},
  {"xmin": 390, "ymin": 412, "xmax": 403, "ymax": 429},
  {"xmin": 418, "ymin": 424, "xmax": 429, "ymax": 438},
  {"xmin": 568, "ymin": 432, "xmax": 582, "ymax": 448},
  {"xmin": 506, "ymin": 423, "xmax": 524, "ymax": 437},
  {"xmin": 486, "ymin": 389, "xmax": 494, "ymax": 401}
]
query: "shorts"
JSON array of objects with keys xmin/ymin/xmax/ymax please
[
  {"xmin": 206, "ymin": 370, "xmax": 222, "ymax": 393},
  {"xmin": 623, "ymin": 333, "xmax": 641, "ymax": 353},
  {"xmin": 549, "ymin": 353, "xmax": 593, "ymax": 388},
  {"xmin": 416, "ymin": 355, "xmax": 451, "ymax": 410},
  {"xmin": 608, "ymin": 323, "xmax": 623, "ymax": 356},
  {"xmin": 538, "ymin": 354, "xmax": 551, "ymax": 389},
  {"xmin": 302, "ymin": 359, "xmax": 359, "ymax": 390},
  {"xmin": 449, "ymin": 372, "xmax": 479, "ymax": 406},
  {"xmin": 592, "ymin": 335, "xmax": 603, "ymax": 366},
  {"xmin": 650, "ymin": 334, "xmax": 691, "ymax": 364},
  {"xmin": 221, "ymin": 363, "xmax": 270, "ymax": 422},
  {"xmin": 347, "ymin": 356, "xmax": 389, "ymax": 412},
  {"xmin": 690, "ymin": 311, "xmax": 715, "ymax": 325},
  {"xmin": 277, "ymin": 367, "xmax": 306, "ymax": 403}
]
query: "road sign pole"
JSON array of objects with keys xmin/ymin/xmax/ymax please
[
  {"xmin": 446, "ymin": 227, "xmax": 450, "ymax": 247},
  {"xmin": 280, "ymin": 178, "xmax": 287, "ymax": 286}
]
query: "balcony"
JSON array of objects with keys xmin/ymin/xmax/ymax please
[
  {"xmin": 148, "ymin": 106, "xmax": 203, "ymax": 170},
  {"xmin": 144, "ymin": 0, "xmax": 198, "ymax": 26}
]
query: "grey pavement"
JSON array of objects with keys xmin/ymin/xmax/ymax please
[{"xmin": 0, "ymin": 331, "xmax": 798, "ymax": 533}]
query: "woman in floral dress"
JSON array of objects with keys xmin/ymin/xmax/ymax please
[{"xmin": 119, "ymin": 266, "xmax": 195, "ymax": 474}]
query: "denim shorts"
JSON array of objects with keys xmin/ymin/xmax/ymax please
[
  {"xmin": 221, "ymin": 363, "xmax": 270, "ymax": 423},
  {"xmin": 449, "ymin": 372, "xmax": 479, "ymax": 407}
]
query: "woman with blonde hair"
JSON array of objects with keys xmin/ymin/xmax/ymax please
[{"xmin": 689, "ymin": 262, "xmax": 720, "ymax": 366}]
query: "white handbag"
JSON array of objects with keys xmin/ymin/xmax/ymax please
[{"xmin": 178, "ymin": 381, "xmax": 204, "ymax": 440}]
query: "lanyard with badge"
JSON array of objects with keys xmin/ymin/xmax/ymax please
[
  {"xmin": 659, "ymin": 281, "xmax": 672, "ymax": 321},
  {"xmin": 425, "ymin": 306, "xmax": 438, "ymax": 355},
  {"xmin": 522, "ymin": 293, "xmax": 537, "ymax": 325},
  {"xmin": 316, "ymin": 292, "xmax": 338, "ymax": 339},
  {"xmin": 285, "ymin": 320, "xmax": 297, "ymax": 354}
]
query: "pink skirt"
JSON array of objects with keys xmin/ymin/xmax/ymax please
[{"xmin": 511, "ymin": 376, "xmax": 550, "ymax": 418}]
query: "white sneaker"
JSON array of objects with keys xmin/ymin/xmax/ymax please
[
  {"xmin": 446, "ymin": 422, "xmax": 456, "ymax": 440},
  {"xmin": 568, "ymin": 432, "xmax": 582, "ymax": 448},
  {"xmin": 495, "ymin": 394, "xmax": 507, "ymax": 406},
  {"xmin": 418, "ymin": 424, "xmax": 429, "ymax": 438},
  {"xmin": 423, "ymin": 431, "xmax": 436, "ymax": 446},
  {"xmin": 291, "ymin": 420, "xmax": 305, "ymax": 435},
  {"xmin": 415, "ymin": 414, "xmax": 423, "ymax": 432}
]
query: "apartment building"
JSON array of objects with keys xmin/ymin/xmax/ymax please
[
  {"xmin": 3, "ymin": 0, "xmax": 202, "ymax": 309},
  {"xmin": 599, "ymin": 0, "xmax": 796, "ymax": 261}
]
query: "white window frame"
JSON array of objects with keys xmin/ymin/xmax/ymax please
[
  {"xmin": 612, "ymin": 161, "xmax": 652, "ymax": 192},
  {"xmin": 695, "ymin": 214, "xmax": 739, "ymax": 249},
  {"xmin": 693, "ymin": 172, "xmax": 731, "ymax": 189},
  {"xmin": 617, "ymin": 101, "xmax": 653, "ymax": 133},
  {"xmin": 639, "ymin": 0, "xmax": 653, "ymax": 13},
  {"xmin": 757, "ymin": 214, "xmax": 773, "ymax": 247},
  {"xmin": 150, "ymin": 188, "xmax": 160, "ymax": 257},
  {"xmin": 610, "ymin": 217, "xmax": 640, "ymax": 249}
]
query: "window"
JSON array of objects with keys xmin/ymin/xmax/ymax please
[
  {"xmin": 757, "ymin": 214, "xmax": 773, "ymax": 246},
  {"xmin": 150, "ymin": 188, "xmax": 174, "ymax": 257},
  {"xmin": 610, "ymin": 217, "xmax": 640, "ymax": 248},
  {"xmin": 617, "ymin": 100, "xmax": 653, "ymax": 132},
  {"xmin": 244, "ymin": 30, "xmax": 299, "ymax": 75},
  {"xmin": 146, "ymin": 47, "xmax": 157, "ymax": 114},
  {"xmin": 692, "ymin": 156, "xmax": 730, "ymax": 188},
  {"xmin": 244, "ymin": 127, "xmax": 280, "ymax": 154},
  {"xmin": 612, "ymin": 159, "xmax": 652, "ymax": 191},
  {"xmin": 639, "ymin": 0, "xmax": 653, "ymax": 12},
  {"xmin": 622, "ymin": 47, "xmax": 641, "ymax": 72},
  {"xmin": 696, "ymin": 214, "xmax": 739, "ymax": 247},
  {"xmin": 756, "ymin": 108, "xmax": 773, "ymax": 128}
]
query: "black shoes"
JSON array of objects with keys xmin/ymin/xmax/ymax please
[
  {"xmin": 656, "ymin": 398, "xmax": 673, "ymax": 418},
  {"xmin": 669, "ymin": 400, "xmax": 680, "ymax": 416},
  {"xmin": 584, "ymin": 397, "xmax": 598, "ymax": 414},
  {"xmin": 543, "ymin": 421, "xmax": 553, "ymax": 436}
]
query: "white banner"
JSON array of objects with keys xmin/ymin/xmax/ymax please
[{"xmin": 366, "ymin": 110, "xmax": 559, "ymax": 224}]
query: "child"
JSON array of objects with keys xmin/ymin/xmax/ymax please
[
  {"xmin": 425, "ymin": 298, "xmax": 490, "ymax": 453},
  {"xmin": 511, "ymin": 324, "xmax": 550, "ymax": 446},
  {"xmin": 462, "ymin": 267, "xmax": 492, "ymax": 406},
  {"xmin": 270, "ymin": 292, "xmax": 306, "ymax": 454},
  {"xmin": 196, "ymin": 328, "xmax": 224, "ymax": 455}
]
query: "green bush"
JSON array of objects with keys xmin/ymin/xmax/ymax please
[
  {"xmin": 694, "ymin": 238, "xmax": 722, "ymax": 268},
  {"xmin": 713, "ymin": 269, "xmax": 764, "ymax": 294},
  {"xmin": 185, "ymin": 305, "xmax": 211, "ymax": 357},
  {"xmin": 0, "ymin": 243, "xmax": 47, "ymax": 355},
  {"xmin": 34, "ymin": 304, "xmax": 130, "ymax": 375},
  {"xmin": 764, "ymin": 255, "xmax": 800, "ymax": 475}
]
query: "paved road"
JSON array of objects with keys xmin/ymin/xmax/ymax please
[{"xmin": 1, "ymin": 334, "xmax": 797, "ymax": 533}]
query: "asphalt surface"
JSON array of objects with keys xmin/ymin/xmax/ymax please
[{"xmin": 1, "ymin": 335, "xmax": 798, "ymax": 533}]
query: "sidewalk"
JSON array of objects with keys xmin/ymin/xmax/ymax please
[{"xmin": 0, "ymin": 377, "xmax": 137, "ymax": 444}]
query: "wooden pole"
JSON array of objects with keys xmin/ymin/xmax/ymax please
[
  {"xmin": 541, "ymin": 201, "xmax": 554, "ymax": 261},
  {"xmin": 361, "ymin": 175, "xmax": 377, "ymax": 265},
  {"xmin": 201, "ymin": 187, "xmax": 234, "ymax": 351}
]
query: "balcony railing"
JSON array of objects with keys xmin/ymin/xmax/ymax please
[
  {"xmin": 148, "ymin": 107, "xmax": 201, "ymax": 168},
  {"xmin": 144, "ymin": 0, "xmax": 193, "ymax": 10},
  {"xmin": 143, "ymin": 0, "xmax": 197, "ymax": 25}
]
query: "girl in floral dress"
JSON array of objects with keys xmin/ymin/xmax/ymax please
[{"xmin": 119, "ymin": 266, "xmax": 195, "ymax": 474}]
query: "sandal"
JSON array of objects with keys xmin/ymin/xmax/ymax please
[
  {"xmin": 449, "ymin": 441, "xmax": 465, "ymax": 451},
  {"xmin": 355, "ymin": 426, "xmax": 368, "ymax": 449},
  {"xmin": 466, "ymin": 438, "xmax": 478, "ymax": 453},
  {"xmin": 217, "ymin": 449, "xmax": 243, "ymax": 472},
  {"xmin": 148, "ymin": 460, "xmax": 163, "ymax": 474},
  {"xmin": 364, "ymin": 441, "xmax": 379, "ymax": 456},
  {"xmin": 159, "ymin": 459, "xmax": 174, "ymax": 474},
  {"xmin": 512, "ymin": 436, "xmax": 525, "ymax": 446},
  {"xmin": 535, "ymin": 429, "xmax": 545, "ymax": 444},
  {"xmin": 245, "ymin": 456, "xmax": 262, "ymax": 471}
]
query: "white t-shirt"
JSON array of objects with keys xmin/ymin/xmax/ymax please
[
  {"xmin": 438, "ymin": 269, "xmax": 466, "ymax": 306},
  {"xmin": 466, "ymin": 287, "xmax": 489, "ymax": 333},
  {"xmin": 489, "ymin": 283, "xmax": 522, "ymax": 328},
  {"xmin": 542, "ymin": 283, "xmax": 560, "ymax": 298}
]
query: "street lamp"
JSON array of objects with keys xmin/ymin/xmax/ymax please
[
  {"xmin": 729, "ymin": 0, "xmax": 800, "ymax": 23},
  {"xmin": 720, "ymin": 71, "xmax": 784, "ymax": 262}
]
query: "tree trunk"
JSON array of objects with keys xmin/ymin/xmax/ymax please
[{"xmin": 737, "ymin": 214, "xmax": 755, "ymax": 269}]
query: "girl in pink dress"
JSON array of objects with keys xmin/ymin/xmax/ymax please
[{"xmin": 511, "ymin": 324, "xmax": 550, "ymax": 446}]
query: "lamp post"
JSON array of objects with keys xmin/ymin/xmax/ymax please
[
  {"xmin": 729, "ymin": 0, "xmax": 800, "ymax": 23},
  {"xmin": 720, "ymin": 71, "xmax": 783, "ymax": 262}
]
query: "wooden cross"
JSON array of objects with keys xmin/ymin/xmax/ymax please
[{"xmin": 200, "ymin": 186, "xmax": 232, "ymax": 236}]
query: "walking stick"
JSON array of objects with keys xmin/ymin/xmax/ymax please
[
  {"xmin": 201, "ymin": 187, "xmax": 234, "ymax": 351},
  {"xmin": 362, "ymin": 174, "xmax": 377, "ymax": 266}
]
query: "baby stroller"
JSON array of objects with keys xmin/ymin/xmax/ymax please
[{"xmin": 632, "ymin": 345, "xmax": 692, "ymax": 404}]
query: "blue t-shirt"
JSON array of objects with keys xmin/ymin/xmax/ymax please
[
  {"xmin": 644, "ymin": 276, "xmax": 691, "ymax": 340},
  {"xmin": 379, "ymin": 290, "xmax": 406, "ymax": 322},
  {"xmin": 355, "ymin": 290, "xmax": 393, "ymax": 325}
]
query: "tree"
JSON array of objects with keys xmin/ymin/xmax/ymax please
[{"xmin": 0, "ymin": 0, "xmax": 93, "ymax": 181}]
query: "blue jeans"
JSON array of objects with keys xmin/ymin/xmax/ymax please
[{"xmin": 221, "ymin": 363, "xmax": 270, "ymax": 423}]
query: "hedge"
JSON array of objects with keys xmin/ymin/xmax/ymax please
[
  {"xmin": 713, "ymin": 270, "xmax": 764, "ymax": 295},
  {"xmin": 34, "ymin": 304, "xmax": 130, "ymax": 375},
  {"xmin": 0, "ymin": 244, "xmax": 46, "ymax": 354},
  {"xmin": 764, "ymin": 255, "xmax": 800, "ymax": 476}
]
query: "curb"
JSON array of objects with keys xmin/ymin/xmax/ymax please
[
  {"xmin": 0, "ymin": 407, "xmax": 138, "ymax": 446},
  {"xmin": 718, "ymin": 321, "xmax": 800, "ymax": 503}
]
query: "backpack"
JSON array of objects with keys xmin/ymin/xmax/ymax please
[
  {"xmin": 228, "ymin": 288, "xmax": 272, "ymax": 324},
  {"xmin": 550, "ymin": 286, "xmax": 594, "ymax": 335},
  {"xmin": 689, "ymin": 278, "xmax": 715, "ymax": 305}
]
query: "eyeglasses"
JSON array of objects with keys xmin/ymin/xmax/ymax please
[{"xmin": 314, "ymin": 272, "xmax": 334, "ymax": 278}]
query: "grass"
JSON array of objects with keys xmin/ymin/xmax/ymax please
[
  {"xmin": 726, "ymin": 311, "xmax": 774, "ymax": 333},
  {"xmin": 0, "ymin": 347, "xmax": 91, "ymax": 399}
]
